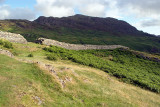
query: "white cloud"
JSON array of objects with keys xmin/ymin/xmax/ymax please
[
  {"xmin": 104, "ymin": 2, "xmax": 122, "ymax": 19},
  {"xmin": 115, "ymin": 0, "xmax": 160, "ymax": 19},
  {"xmin": 35, "ymin": 0, "xmax": 75, "ymax": 17},
  {"xmin": 80, "ymin": 3, "xmax": 105, "ymax": 17},
  {"xmin": 117, "ymin": 0, "xmax": 160, "ymax": 17},
  {"xmin": 35, "ymin": 0, "xmax": 109, "ymax": 17},
  {"xmin": 0, "ymin": 0, "xmax": 5, "ymax": 3},
  {"xmin": 0, "ymin": 5, "xmax": 9, "ymax": 19},
  {"xmin": 131, "ymin": 20, "xmax": 160, "ymax": 35},
  {"xmin": 141, "ymin": 19, "xmax": 160, "ymax": 27},
  {"xmin": 105, "ymin": 9, "xmax": 122, "ymax": 18},
  {"xmin": 0, "ymin": 5, "xmax": 36, "ymax": 20}
]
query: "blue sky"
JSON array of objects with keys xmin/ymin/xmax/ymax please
[
  {"xmin": 0, "ymin": 0, "xmax": 160, "ymax": 35},
  {"xmin": 4, "ymin": 0, "xmax": 36, "ymax": 9}
]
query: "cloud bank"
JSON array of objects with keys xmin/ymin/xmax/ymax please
[
  {"xmin": 35, "ymin": 0, "xmax": 160, "ymax": 18},
  {"xmin": 141, "ymin": 19, "xmax": 160, "ymax": 27},
  {"xmin": 0, "ymin": 5, "xmax": 35, "ymax": 20},
  {"xmin": 0, "ymin": 0, "xmax": 4, "ymax": 3},
  {"xmin": 117, "ymin": 0, "xmax": 160, "ymax": 16},
  {"xmin": 0, "ymin": 0, "xmax": 35, "ymax": 20},
  {"xmin": 35, "ymin": 0, "xmax": 109, "ymax": 17}
]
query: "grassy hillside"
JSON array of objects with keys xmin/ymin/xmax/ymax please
[
  {"xmin": 0, "ymin": 54, "xmax": 60, "ymax": 107},
  {"xmin": 0, "ymin": 42, "xmax": 160, "ymax": 106},
  {"xmin": 0, "ymin": 19, "xmax": 160, "ymax": 53},
  {"xmin": 44, "ymin": 46, "xmax": 160, "ymax": 93}
]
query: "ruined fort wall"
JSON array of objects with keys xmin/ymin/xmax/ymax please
[{"xmin": 37, "ymin": 38, "xmax": 129, "ymax": 50}]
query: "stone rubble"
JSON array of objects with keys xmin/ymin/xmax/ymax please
[
  {"xmin": 35, "ymin": 61, "xmax": 68, "ymax": 88},
  {"xmin": 32, "ymin": 96, "xmax": 43, "ymax": 105},
  {"xmin": 0, "ymin": 49, "xmax": 14, "ymax": 58}
]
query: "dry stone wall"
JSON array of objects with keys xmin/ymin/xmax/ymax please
[
  {"xmin": 0, "ymin": 31, "xmax": 27, "ymax": 44},
  {"xmin": 37, "ymin": 38, "xmax": 129, "ymax": 50}
]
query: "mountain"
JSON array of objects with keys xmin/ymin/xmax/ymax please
[
  {"xmin": 0, "ymin": 14, "xmax": 160, "ymax": 53},
  {"xmin": 34, "ymin": 14, "xmax": 155, "ymax": 37}
]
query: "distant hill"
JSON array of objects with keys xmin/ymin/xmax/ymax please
[{"xmin": 0, "ymin": 14, "xmax": 160, "ymax": 53}]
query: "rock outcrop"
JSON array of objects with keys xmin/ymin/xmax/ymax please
[
  {"xmin": 0, "ymin": 49, "xmax": 14, "ymax": 58},
  {"xmin": 36, "ymin": 38, "xmax": 129, "ymax": 50},
  {"xmin": 0, "ymin": 31, "xmax": 27, "ymax": 44}
]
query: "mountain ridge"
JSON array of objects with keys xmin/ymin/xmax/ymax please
[
  {"xmin": 0, "ymin": 14, "xmax": 160, "ymax": 53},
  {"xmin": 34, "ymin": 14, "xmax": 154, "ymax": 37}
]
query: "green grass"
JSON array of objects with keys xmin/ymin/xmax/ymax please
[
  {"xmin": 0, "ymin": 39, "xmax": 13, "ymax": 49},
  {"xmin": 44, "ymin": 46, "xmax": 160, "ymax": 93},
  {"xmin": 0, "ymin": 53, "xmax": 160, "ymax": 107},
  {"xmin": 0, "ymin": 42, "xmax": 160, "ymax": 106},
  {"xmin": 0, "ymin": 54, "xmax": 61, "ymax": 106}
]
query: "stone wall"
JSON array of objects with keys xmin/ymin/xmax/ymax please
[
  {"xmin": 36, "ymin": 38, "xmax": 129, "ymax": 50},
  {"xmin": 0, "ymin": 31, "xmax": 27, "ymax": 44}
]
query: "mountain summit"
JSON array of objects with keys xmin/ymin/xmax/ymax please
[{"xmin": 34, "ymin": 14, "xmax": 151, "ymax": 36}]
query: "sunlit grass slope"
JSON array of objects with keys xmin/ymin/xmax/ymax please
[
  {"xmin": 0, "ymin": 42, "xmax": 160, "ymax": 106},
  {"xmin": 0, "ymin": 54, "xmax": 160, "ymax": 107}
]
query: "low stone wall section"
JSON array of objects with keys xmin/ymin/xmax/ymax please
[
  {"xmin": 0, "ymin": 49, "xmax": 14, "ymax": 58},
  {"xmin": 37, "ymin": 38, "xmax": 129, "ymax": 50},
  {"xmin": 0, "ymin": 31, "xmax": 27, "ymax": 44}
]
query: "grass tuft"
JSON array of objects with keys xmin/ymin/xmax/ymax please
[{"xmin": 0, "ymin": 39, "xmax": 13, "ymax": 49}]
